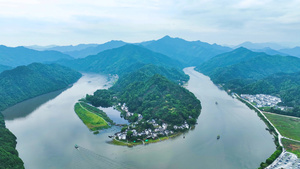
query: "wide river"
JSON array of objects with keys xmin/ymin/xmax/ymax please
[{"xmin": 3, "ymin": 68, "xmax": 275, "ymax": 169}]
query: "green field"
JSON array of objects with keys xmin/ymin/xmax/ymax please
[
  {"xmin": 264, "ymin": 112, "xmax": 300, "ymax": 141},
  {"xmin": 74, "ymin": 102, "xmax": 110, "ymax": 131},
  {"xmin": 282, "ymin": 139, "xmax": 300, "ymax": 158}
]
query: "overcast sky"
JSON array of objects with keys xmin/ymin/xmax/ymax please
[{"xmin": 0, "ymin": 0, "xmax": 299, "ymax": 47}]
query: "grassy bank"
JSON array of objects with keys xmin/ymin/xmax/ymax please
[
  {"xmin": 282, "ymin": 138, "xmax": 300, "ymax": 158},
  {"xmin": 74, "ymin": 102, "xmax": 110, "ymax": 131},
  {"xmin": 264, "ymin": 113, "xmax": 300, "ymax": 141}
]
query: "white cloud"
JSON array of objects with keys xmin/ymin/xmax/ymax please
[{"xmin": 0, "ymin": 0, "xmax": 299, "ymax": 46}]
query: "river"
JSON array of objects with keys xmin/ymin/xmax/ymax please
[{"xmin": 3, "ymin": 68, "xmax": 275, "ymax": 169}]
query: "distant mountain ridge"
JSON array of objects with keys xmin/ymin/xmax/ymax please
[
  {"xmin": 0, "ymin": 64, "xmax": 12, "ymax": 73},
  {"xmin": 0, "ymin": 45, "xmax": 73, "ymax": 67},
  {"xmin": 57, "ymin": 44, "xmax": 183, "ymax": 75},
  {"xmin": 197, "ymin": 47, "xmax": 300, "ymax": 83},
  {"xmin": 63, "ymin": 40, "xmax": 127, "ymax": 58},
  {"xmin": 141, "ymin": 35, "xmax": 232, "ymax": 66},
  {"xmin": 279, "ymin": 47, "xmax": 300, "ymax": 58},
  {"xmin": 235, "ymin": 41, "xmax": 285, "ymax": 50}
]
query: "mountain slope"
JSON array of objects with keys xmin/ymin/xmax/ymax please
[
  {"xmin": 0, "ymin": 45, "xmax": 73, "ymax": 67},
  {"xmin": 0, "ymin": 63, "xmax": 82, "ymax": 110},
  {"xmin": 0, "ymin": 64, "xmax": 11, "ymax": 73},
  {"xmin": 279, "ymin": 47, "xmax": 300, "ymax": 58},
  {"xmin": 58, "ymin": 44, "xmax": 183, "ymax": 75},
  {"xmin": 141, "ymin": 35, "xmax": 232, "ymax": 66},
  {"xmin": 197, "ymin": 47, "xmax": 300, "ymax": 83},
  {"xmin": 64, "ymin": 40, "xmax": 127, "ymax": 58}
]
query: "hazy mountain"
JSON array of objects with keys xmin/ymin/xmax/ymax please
[
  {"xmin": 197, "ymin": 47, "xmax": 300, "ymax": 83},
  {"xmin": 25, "ymin": 45, "xmax": 57, "ymax": 51},
  {"xmin": 64, "ymin": 40, "xmax": 127, "ymax": 58},
  {"xmin": 252, "ymin": 47, "xmax": 289, "ymax": 56},
  {"xmin": 236, "ymin": 41, "xmax": 285, "ymax": 50},
  {"xmin": 47, "ymin": 44, "xmax": 99, "ymax": 53},
  {"xmin": 0, "ymin": 64, "xmax": 12, "ymax": 73},
  {"xmin": 141, "ymin": 35, "xmax": 232, "ymax": 66},
  {"xmin": 279, "ymin": 47, "xmax": 300, "ymax": 58},
  {"xmin": 58, "ymin": 44, "xmax": 183, "ymax": 75},
  {"xmin": 0, "ymin": 45, "xmax": 73, "ymax": 67}
]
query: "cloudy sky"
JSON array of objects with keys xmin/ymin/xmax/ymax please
[{"xmin": 0, "ymin": 0, "xmax": 299, "ymax": 47}]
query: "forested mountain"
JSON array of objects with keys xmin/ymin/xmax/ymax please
[
  {"xmin": 64, "ymin": 40, "xmax": 127, "ymax": 58},
  {"xmin": 86, "ymin": 65, "xmax": 201, "ymax": 126},
  {"xmin": 0, "ymin": 63, "xmax": 82, "ymax": 111},
  {"xmin": 197, "ymin": 47, "xmax": 300, "ymax": 83},
  {"xmin": 141, "ymin": 35, "xmax": 231, "ymax": 66},
  {"xmin": 0, "ymin": 64, "xmax": 11, "ymax": 73},
  {"xmin": 0, "ymin": 45, "xmax": 73, "ymax": 67},
  {"xmin": 58, "ymin": 44, "xmax": 183, "ymax": 75},
  {"xmin": 0, "ymin": 63, "xmax": 81, "ymax": 169},
  {"xmin": 225, "ymin": 72, "xmax": 300, "ymax": 117},
  {"xmin": 0, "ymin": 114, "xmax": 24, "ymax": 169},
  {"xmin": 252, "ymin": 47, "xmax": 288, "ymax": 56},
  {"xmin": 235, "ymin": 41, "xmax": 284, "ymax": 50},
  {"xmin": 279, "ymin": 47, "xmax": 300, "ymax": 58}
]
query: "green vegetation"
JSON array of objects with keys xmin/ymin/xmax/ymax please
[
  {"xmin": 264, "ymin": 113, "xmax": 300, "ymax": 141},
  {"xmin": 0, "ymin": 62, "xmax": 82, "ymax": 169},
  {"xmin": 0, "ymin": 114, "xmax": 24, "ymax": 169},
  {"xmin": 0, "ymin": 63, "xmax": 82, "ymax": 111},
  {"xmin": 58, "ymin": 44, "xmax": 183, "ymax": 75},
  {"xmin": 282, "ymin": 139, "xmax": 300, "ymax": 158},
  {"xmin": 74, "ymin": 102, "xmax": 112, "ymax": 131},
  {"xmin": 0, "ymin": 64, "xmax": 11, "ymax": 73},
  {"xmin": 86, "ymin": 65, "xmax": 201, "ymax": 126},
  {"xmin": 197, "ymin": 47, "xmax": 300, "ymax": 83}
]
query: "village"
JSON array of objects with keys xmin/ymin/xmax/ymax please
[
  {"xmin": 114, "ymin": 103, "xmax": 190, "ymax": 141},
  {"xmin": 240, "ymin": 94, "xmax": 282, "ymax": 108}
]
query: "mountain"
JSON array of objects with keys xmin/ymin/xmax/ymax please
[
  {"xmin": 46, "ymin": 44, "xmax": 98, "ymax": 53},
  {"xmin": 141, "ymin": 35, "xmax": 232, "ymax": 66},
  {"xmin": 197, "ymin": 47, "xmax": 300, "ymax": 83},
  {"xmin": 0, "ymin": 63, "xmax": 81, "ymax": 169},
  {"xmin": 252, "ymin": 47, "xmax": 289, "ymax": 56},
  {"xmin": 0, "ymin": 64, "xmax": 12, "ymax": 73},
  {"xmin": 0, "ymin": 63, "xmax": 81, "ymax": 111},
  {"xmin": 227, "ymin": 72, "xmax": 300, "ymax": 117},
  {"xmin": 64, "ymin": 40, "xmax": 127, "ymax": 58},
  {"xmin": 236, "ymin": 41, "xmax": 285, "ymax": 50},
  {"xmin": 0, "ymin": 45, "xmax": 73, "ymax": 67},
  {"xmin": 58, "ymin": 44, "xmax": 183, "ymax": 75},
  {"xmin": 279, "ymin": 47, "xmax": 300, "ymax": 58}
]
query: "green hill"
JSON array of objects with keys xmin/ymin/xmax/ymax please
[
  {"xmin": 86, "ymin": 65, "xmax": 201, "ymax": 127},
  {"xmin": 0, "ymin": 63, "xmax": 81, "ymax": 169},
  {"xmin": 0, "ymin": 64, "xmax": 11, "ymax": 73},
  {"xmin": 58, "ymin": 44, "xmax": 183, "ymax": 75},
  {"xmin": 0, "ymin": 63, "xmax": 82, "ymax": 111},
  {"xmin": 197, "ymin": 47, "xmax": 300, "ymax": 83},
  {"xmin": 0, "ymin": 45, "xmax": 73, "ymax": 67},
  {"xmin": 142, "ymin": 35, "xmax": 232, "ymax": 66}
]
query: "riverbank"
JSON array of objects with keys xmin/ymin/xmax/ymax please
[
  {"xmin": 234, "ymin": 94, "xmax": 283, "ymax": 169},
  {"xmin": 109, "ymin": 132, "xmax": 183, "ymax": 147}
]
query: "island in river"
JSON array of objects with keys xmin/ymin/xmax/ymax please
[{"xmin": 75, "ymin": 64, "xmax": 202, "ymax": 146}]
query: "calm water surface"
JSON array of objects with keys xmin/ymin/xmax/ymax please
[{"xmin": 4, "ymin": 68, "xmax": 275, "ymax": 169}]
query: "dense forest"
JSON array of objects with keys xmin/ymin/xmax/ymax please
[
  {"xmin": 85, "ymin": 64, "xmax": 201, "ymax": 127},
  {"xmin": 0, "ymin": 63, "xmax": 82, "ymax": 111},
  {"xmin": 197, "ymin": 47, "xmax": 300, "ymax": 83},
  {"xmin": 0, "ymin": 63, "xmax": 81, "ymax": 168},
  {"xmin": 57, "ymin": 44, "xmax": 183, "ymax": 75},
  {"xmin": 224, "ymin": 72, "xmax": 300, "ymax": 117}
]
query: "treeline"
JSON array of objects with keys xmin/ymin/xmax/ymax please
[
  {"xmin": 0, "ymin": 63, "xmax": 82, "ymax": 169},
  {"xmin": 85, "ymin": 64, "xmax": 201, "ymax": 126}
]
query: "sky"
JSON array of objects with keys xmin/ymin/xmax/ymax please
[{"xmin": 0, "ymin": 0, "xmax": 299, "ymax": 47}]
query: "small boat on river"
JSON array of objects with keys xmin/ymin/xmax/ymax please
[{"xmin": 217, "ymin": 135, "xmax": 220, "ymax": 140}]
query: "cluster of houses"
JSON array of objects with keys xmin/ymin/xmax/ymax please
[
  {"xmin": 241, "ymin": 94, "xmax": 281, "ymax": 108},
  {"xmin": 115, "ymin": 118, "xmax": 190, "ymax": 141}
]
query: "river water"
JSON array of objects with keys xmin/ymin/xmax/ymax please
[{"xmin": 3, "ymin": 68, "xmax": 275, "ymax": 169}]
